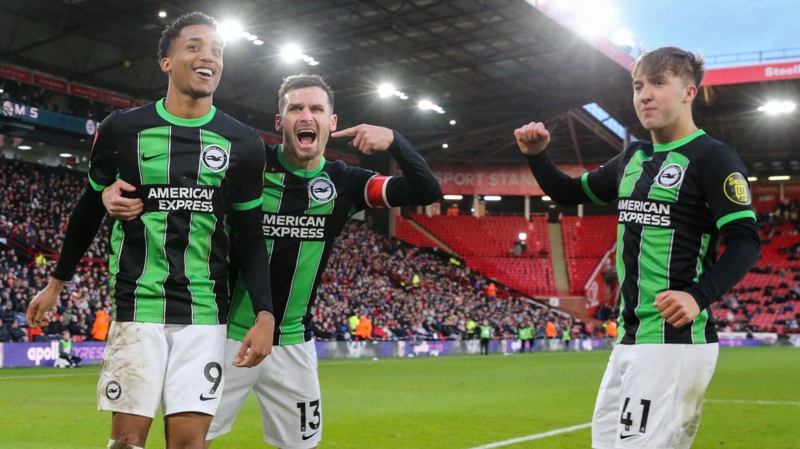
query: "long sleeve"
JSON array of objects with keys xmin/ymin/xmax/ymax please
[
  {"xmin": 230, "ymin": 206, "xmax": 273, "ymax": 315},
  {"xmin": 382, "ymin": 130, "xmax": 442, "ymax": 206},
  {"xmin": 685, "ymin": 218, "xmax": 761, "ymax": 310},
  {"xmin": 52, "ymin": 187, "xmax": 107, "ymax": 281},
  {"xmin": 524, "ymin": 152, "xmax": 589, "ymax": 206}
]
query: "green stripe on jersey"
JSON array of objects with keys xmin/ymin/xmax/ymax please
[
  {"xmin": 692, "ymin": 233, "xmax": 712, "ymax": 343},
  {"xmin": 109, "ymin": 221, "xmax": 124, "ymax": 320},
  {"xmin": 279, "ymin": 173, "xmax": 335, "ymax": 345},
  {"xmin": 139, "ymin": 127, "xmax": 171, "ymax": 185},
  {"xmin": 135, "ymin": 212, "xmax": 169, "ymax": 322},
  {"xmin": 581, "ymin": 173, "xmax": 607, "ymax": 205},
  {"xmin": 648, "ymin": 151, "xmax": 690, "ymax": 203},
  {"xmin": 156, "ymin": 99, "xmax": 216, "ymax": 127},
  {"xmin": 199, "ymin": 130, "xmax": 231, "ymax": 187},
  {"xmin": 619, "ymin": 149, "xmax": 651, "ymax": 197},
  {"xmin": 636, "ymin": 227, "xmax": 674, "ymax": 343},
  {"xmin": 186, "ymin": 213, "xmax": 219, "ymax": 324},
  {"xmin": 653, "ymin": 129, "xmax": 705, "ymax": 152},
  {"xmin": 717, "ymin": 210, "xmax": 756, "ymax": 229}
]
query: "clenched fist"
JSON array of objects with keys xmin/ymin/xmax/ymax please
[{"xmin": 515, "ymin": 122, "xmax": 550, "ymax": 156}]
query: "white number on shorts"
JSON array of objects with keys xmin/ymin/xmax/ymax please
[
  {"xmin": 620, "ymin": 397, "xmax": 652, "ymax": 433},
  {"xmin": 296, "ymin": 400, "xmax": 321, "ymax": 432},
  {"xmin": 204, "ymin": 362, "xmax": 222, "ymax": 395}
]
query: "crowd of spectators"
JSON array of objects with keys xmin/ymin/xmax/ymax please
[
  {"xmin": 310, "ymin": 221, "xmax": 587, "ymax": 342},
  {"xmin": 0, "ymin": 157, "xmax": 587, "ymax": 343}
]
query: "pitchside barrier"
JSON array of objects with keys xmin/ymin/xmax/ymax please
[{"xmin": 1, "ymin": 335, "xmax": 798, "ymax": 368}]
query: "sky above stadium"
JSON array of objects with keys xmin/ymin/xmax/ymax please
[{"xmin": 612, "ymin": 0, "xmax": 800, "ymax": 63}]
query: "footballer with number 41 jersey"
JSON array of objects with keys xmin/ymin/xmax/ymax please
[{"xmin": 516, "ymin": 47, "xmax": 760, "ymax": 449}]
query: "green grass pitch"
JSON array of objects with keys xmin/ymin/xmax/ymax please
[{"xmin": 1, "ymin": 347, "xmax": 798, "ymax": 448}]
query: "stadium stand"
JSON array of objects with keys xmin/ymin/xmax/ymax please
[
  {"xmin": 394, "ymin": 215, "xmax": 447, "ymax": 252},
  {"xmin": 0, "ymin": 158, "xmax": 586, "ymax": 344},
  {"xmin": 408, "ymin": 213, "xmax": 555, "ymax": 296},
  {"xmin": 3, "ymin": 156, "xmax": 799, "ymax": 342},
  {"xmin": 561, "ymin": 215, "xmax": 617, "ymax": 294}
]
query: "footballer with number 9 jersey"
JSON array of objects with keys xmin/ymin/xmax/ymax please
[
  {"xmin": 26, "ymin": 12, "xmax": 274, "ymax": 449},
  {"xmin": 515, "ymin": 47, "xmax": 760, "ymax": 448}
]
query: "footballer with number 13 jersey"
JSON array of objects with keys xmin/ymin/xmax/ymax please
[{"xmin": 204, "ymin": 75, "xmax": 442, "ymax": 449}]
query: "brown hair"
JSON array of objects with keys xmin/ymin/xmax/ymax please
[
  {"xmin": 278, "ymin": 74, "xmax": 334, "ymax": 111},
  {"xmin": 632, "ymin": 46, "xmax": 705, "ymax": 88}
]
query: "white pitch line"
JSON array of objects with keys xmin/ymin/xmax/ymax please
[
  {"xmin": 705, "ymin": 399, "xmax": 800, "ymax": 407},
  {"xmin": 0, "ymin": 372, "xmax": 97, "ymax": 380},
  {"xmin": 465, "ymin": 423, "xmax": 592, "ymax": 449}
]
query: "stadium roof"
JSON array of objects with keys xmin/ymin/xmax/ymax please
[{"xmin": 0, "ymin": 0, "xmax": 797, "ymax": 176}]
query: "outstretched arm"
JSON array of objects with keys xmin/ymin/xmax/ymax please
[{"xmin": 331, "ymin": 125, "xmax": 441, "ymax": 207}]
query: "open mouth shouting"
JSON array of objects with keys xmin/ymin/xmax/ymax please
[{"xmin": 296, "ymin": 128, "xmax": 317, "ymax": 148}]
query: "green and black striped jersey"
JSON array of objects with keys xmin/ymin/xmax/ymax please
[
  {"xmin": 87, "ymin": 99, "xmax": 265, "ymax": 325},
  {"xmin": 227, "ymin": 132, "xmax": 441, "ymax": 345},
  {"xmin": 581, "ymin": 130, "xmax": 756, "ymax": 345}
]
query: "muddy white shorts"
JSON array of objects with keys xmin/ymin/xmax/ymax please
[
  {"xmin": 97, "ymin": 321, "xmax": 227, "ymax": 418},
  {"xmin": 592, "ymin": 343, "xmax": 718, "ymax": 449},
  {"xmin": 207, "ymin": 339, "xmax": 322, "ymax": 449}
]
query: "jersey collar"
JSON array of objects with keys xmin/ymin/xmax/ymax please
[
  {"xmin": 156, "ymin": 98, "xmax": 216, "ymax": 127},
  {"xmin": 652, "ymin": 129, "xmax": 705, "ymax": 152},
  {"xmin": 276, "ymin": 144, "xmax": 326, "ymax": 178}
]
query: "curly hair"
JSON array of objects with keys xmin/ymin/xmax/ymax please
[{"xmin": 157, "ymin": 12, "xmax": 219, "ymax": 61}]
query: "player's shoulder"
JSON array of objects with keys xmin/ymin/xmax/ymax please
[
  {"xmin": 693, "ymin": 133, "xmax": 742, "ymax": 164},
  {"xmin": 101, "ymin": 102, "xmax": 156, "ymax": 125},
  {"xmin": 212, "ymin": 109, "xmax": 261, "ymax": 141}
]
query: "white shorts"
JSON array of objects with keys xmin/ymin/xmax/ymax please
[
  {"xmin": 207, "ymin": 339, "xmax": 322, "ymax": 449},
  {"xmin": 592, "ymin": 343, "xmax": 719, "ymax": 449},
  {"xmin": 97, "ymin": 321, "xmax": 227, "ymax": 418}
]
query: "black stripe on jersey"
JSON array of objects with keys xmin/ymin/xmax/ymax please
[
  {"xmin": 210, "ymin": 222, "xmax": 230, "ymax": 324},
  {"xmin": 114, "ymin": 220, "xmax": 147, "ymax": 321},
  {"xmin": 162, "ymin": 212, "xmax": 193, "ymax": 323},
  {"xmin": 664, "ymin": 231, "xmax": 703, "ymax": 343},
  {"xmin": 619, "ymin": 223, "xmax": 644, "ymax": 345}
]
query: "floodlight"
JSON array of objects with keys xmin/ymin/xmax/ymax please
[
  {"xmin": 484, "ymin": 196, "xmax": 501, "ymax": 201},
  {"xmin": 218, "ymin": 21, "xmax": 246, "ymax": 41},
  {"xmin": 542, "ymin": 196, "xmax": 552, "ymax": 201},
  {"xmin": 158, "ymin": 11, "xmax": 167, "ymax": 18},
  {"xmin": 17, "ymin": 145, "xmax": 31, "ymax": 150},
  {"xmin": 418, "ymin": 100, "xmax": 434, "ymax": 110},
  {"xmin": 443, "ymin": 195, "xmax": 463, "ymax": 200},
  {"xmin": 378, "ymin": 84, "xmax": 396, "ymax": 98},
  {"xmin": 758, "ymin": 101, "xmax": 796, "ymax": 114},
  {"xmin": 280, "ymin": 45, "xmax": 303, "ymax": 63},
  {"xmin": 442, "ymin": 143, "xmax": 448, "ymax": 149},
  {"xmin": 519, "ymin": 233, "xmax": 527, "ymax": 240},
  {"xmin": 768, "ymin": 175, "xmax": 790, "ymax": 181},
  {"xmin": 59, "ymin": 153, "xmax": 73, "ymax": 157}
]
